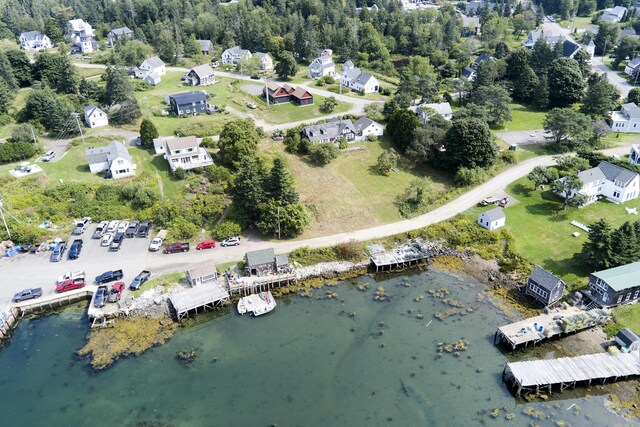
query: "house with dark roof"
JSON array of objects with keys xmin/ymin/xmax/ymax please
[
  {"xmin": 615, "ymin": 328, "xmax": 640, "ymax": 351},
  {"xmin": 586, "ymin": 261, "xmax": 640, "ymax": 307},
  {"xmin": 621, "ymin": 28, "xmax": 639, "ymax": 39},
  {"xmin": 19, "ymin": 31, "xmax": 52, "ymax": 51},
  {"xmin": 85, "ymin": 141, "xmax": 136, "ymax": 179},
  {"xmin": 262, "ymin": 83, "xmax": 313, "ymax": 106},
  {"xmin": 138, "ymin": 56, "xmax": 166, "ymax": 78},
  {"xmin": 107, "ymin": 27, "xmax": 133, "ymax": 47},
  {"xmin": 301, "ymin": 116, "xmax": 383, "ymax": 145},
  {"xmin": 477, "ymin": 207, "xmax": 505, "ymax": 230},
  {"xmin": 309, "ymin": 55, "xmax": 335, "ymax": 78},
  {"xmin": 526, "ymin": 266, "xmax": 566, "ymax": 306},
  {"xmin": 625, "ymin": 57, "xmax": 640, "ymax": 77},
  {"xmin": 185, "ymin": 64, "xmax": 215, "ymax": 86},
  {"xmin": 341, "ymin": 60, "xmax": 379, "ymax": 93},
  {"xmin": 561, "ymin": 39, "xmax": 581, "ymax": 59},
  {"xmin": 290, "ymin": 86, "xmax": 314, "ymax": 105},
  {"xmin": 522, "ymin": 30, "xmax": 563, "ymax": 49},
  {"xmin": 168, "ymin": 91, "xmax": 208, "ymax": 116},
  {"xmin": 559, "ymin": 161, "xmax": 640, "ymax": 205},
  {"xmin": 163, "ymin": 136, "xmax": 213, "ymax": 172},
  {"xmin": 244, "ymin": 248, "xmax": 291, "ymax": 276},
  {"xmin": 197, "ymin": 39, "xmax": 214, "ymax": 56},
  {"xmin": 83, "ymin": 104, "xmax": 108, "ymax": 128},
  {"xmin": 461, "ymin": 66, "xmax": 476, "ymax": 80}
]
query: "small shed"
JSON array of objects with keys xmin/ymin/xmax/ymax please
[
  {"xmin": 245, "ymin": 248, "xmax": 277, "ymax": 276},
  {"xmin": 478, "ymin": 207, "xmax": 505, "ymax": 230},
  {"xmin": 187, "ymin": 262, "xmax": 218, "ymax": 286},
  {"xmin": 615, "ymin": 328, "xmax": 640, "ymax": 351},
  {"xmin": 525, "ymin": 266, "xmax": 566, "ymax": 306},
  {"xmin": 276, "ymin": 255, "xmax": 291, "ymax": 274}
]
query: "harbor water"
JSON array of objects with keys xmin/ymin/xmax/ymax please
[{"xmin": 0, "ymin": 269, "xmax": 636, "ymax": 426}]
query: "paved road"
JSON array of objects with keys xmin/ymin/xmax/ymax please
[{"xmin": 2, "ymin": 143, "xmax": 633, "ymax": 312}]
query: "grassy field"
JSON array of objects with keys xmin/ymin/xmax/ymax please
[
  {"xmin": 492, "ymin": 103, "xmax": 547, "ymax": 132},
  {"xmin": 466, "ymin": 176, "xmax": 640, "ymax": 288},
  {"xmin": 610, "ymin": 304, "xmax": 640, "ymax": 336},
  {"xmin": 261, "ymin": 136, "xmax": 451, "ymax": 238}
]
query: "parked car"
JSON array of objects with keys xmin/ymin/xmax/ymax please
[
  {"xmin": 68, "ymin": 239, "xmax": 83, "ymax": 259},
  {"xmin": 250, "ymin": 75, "xmax": 260, "ymax": 80},
  {"xmin": 196, "ymin": 240, "xmax": 216, "ymax": 250},
  {"xmin": 101, "ymin": 233, "xmax": 114, "ymax": 247},
  {"xmin": 92, "ymin": 221, "xmax": 109, "ymax": 239},
  {"xmin": 149, "ymin": 229, "xmax": 168, "ymax": 251},
  {"xmin": 247, "ymin": 102, "xmax": 257, "ymax": 109},
  {"xmin": 49, "ymin": 242, "xmax": 67, "ymax": 262},
  {"xmin": 137, "ymin": 220, "xmax": 153, "ymax": 238},
  {"xmin": 94, "ymin": 285, "xmax": 108, "ymax": 308},
  {"xmin": 42, "ymin": 150, "xmax": 55, "ymax": 162},
  {"xmin": 125, "ymin": 221, "xmax": 140, "ymax": 238},
  {"xmin": 163, "ymin": 242, "xmax": 190, "ymax": 254},
  {"xmin": 72, "ymin": 217, "xmax": 92, "ymax": 235},
  {"xmin": 117, "ymin": 221, "xmax": 129, "ymax": 234},
  {"xmin": 107, "ymin": 282, "xmax": 125, "ymax": 302},
  {"xmin": 221, "ymin": 236, "xmax": 241, "ymax": 247},
  {"xmin": 95, "ymin": 269, "xmax": 124, "ymax": 285},
  {"xmin": 130, "ymin": 270, "xmax": 151, "ymax": 290},
  {"xmin": 56, "ymin": 278, "xmax": 85, "ymax": 293},
  {"xmin": 109, "ymin": 232, "xmax": 124, "ymax": 251},
  {"xmin": 56, "ymin": 271, "xmax": 85, "ymax": 285},
  {"xmin": 12, "ymin": 288, "xmax": 43, "ymax": 303},
  {"xmin": 106, "ymin": 220, "xmax": 119, "ymax": 234}
]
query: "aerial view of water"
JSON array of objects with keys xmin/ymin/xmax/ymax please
[{"xmin": 0, "ymin": 269, "xmax": 634, "ymax": 427}]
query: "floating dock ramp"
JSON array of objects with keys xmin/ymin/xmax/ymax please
[
  {"xmin": 169, "ymin": 282, "xmax": 230, "ymax": 319},
  {"xmin": 503, "ymin": 351, "xmax": 640, "ymax": 397}
]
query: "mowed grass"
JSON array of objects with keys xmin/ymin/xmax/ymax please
[
  {"xmin": 610, "ymin": 304, "xmax": 640, "ymax": 336},
  {"xmin": 466, "ymin": 176, "xmax": 640, "ymax": 288},
  {"xmin": 493, "ymin": 103, "xmax": 547, "ymax": 132},
  {"xmin": 262, "ymin": 136, "xmax": 451, "ymax": 238}
]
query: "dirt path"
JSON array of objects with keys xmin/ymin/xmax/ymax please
[{"xmin": 155, "ymin": 170, "xmax": 165, "ymax": 200}]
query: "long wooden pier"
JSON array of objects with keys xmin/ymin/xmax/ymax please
[
  {"xmin": 503, "ymin": 351, "xmax": 640, "ymax": 397},
  {"xmin": 369, "ymin": 243, "xmax": 430, "ymax": 273},
  {"xmin": 169, "ymin": 281, "xmax": 230, "ymax": 319},
  {"xmin": 494, "ymin": 308, "xmax": 611, "ymax": 351},
  {"xmin": 226, "ymin": 273, "xmax": 296, "ymax": 296}
]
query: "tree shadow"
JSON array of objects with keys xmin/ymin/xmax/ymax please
[
  {"xmin": 75, "ymin": 164, "xmax": 91, "ymax": 173},
  {"xmin": 524, "ymin": 202, "xmax": 564, "ymax": 217},
  {"xmin": 510, "ymin": 183, "xmax": 532, "ymax": 198}
]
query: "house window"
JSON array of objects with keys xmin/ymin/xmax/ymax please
[
  {"xmin": 617, "ymin": 295, "xmax": 623, "ymax": 304},
  {"xmin": 626, "ymin": 292, "xmax": 632, "ymax": 301},
  {"xmin": 528, "ymin": 283, "xmax": 549, "ymax": 299},
  {"xmin": 614, "ymin": 191, "xmax": 620, "ymax": 198},
  {"xmin": 117, "ymin": 160, "xmax": 123, "ymax": 165},
  {"xmin": 634, "ymin": 289, "xmax": 639, "ymax": 299}
]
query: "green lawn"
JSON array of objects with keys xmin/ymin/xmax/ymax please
[
  {"xmin": 466, "ymin": 177, "xmax": 640, "ymax": 289},
  {"xmin": 610, "ymin": 304, "xmax": 640, "ymax": 336},
  {"xmin": 493, "ymin": 103, "xmax": 547, "ymax": 132}
]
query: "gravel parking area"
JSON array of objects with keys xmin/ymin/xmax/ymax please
[{"xmin": 240, "ymin": 84, "xmax": 264, "ymax": 96}]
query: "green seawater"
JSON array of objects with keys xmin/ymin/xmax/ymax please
[{"xmin": 0, "ymin": 270, "xmax": 636, "ymax": 427}]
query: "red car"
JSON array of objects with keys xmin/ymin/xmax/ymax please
[
  {"xmin": 196, "ymin": 240, "xmax": 216, "ymax": 250},
  {"xmin": 56, "ymin": 278, "xmax": 86, "ymax": 293},
  {"xmin": 107, "ymin": 282, "xmax": 125, "ymax": 303}
]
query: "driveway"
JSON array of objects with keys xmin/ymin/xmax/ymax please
[{"xmin": 499, "ymin": 129, "xmax": 547, "ymax": 146}]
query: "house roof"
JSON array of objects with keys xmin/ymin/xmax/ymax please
[
  {"xmin": 83, "ymin": 103, "xmax": 106, "ymax": 117},
  {"xmin": 578, "ymin": 166, "xmax": 606, "ymax": 185},
  {"xmin": 421, "ymin": 102, "xmax": 453, "ymax": 117},
  {"xmin": 562, "ymin": 39, "xmax": 580, "ymax": 57},
  {"xmin": 621, "ymin": 102, "xmax": 640, "ymax": 118},
  {"xmin": 461, "ymin": 16, "xmax": 480, "ymax": 27},
  {"xmin": 144, "ymin": 73, "xmax": 161, "ymax": 84},
  {"xmin": 343, "ymin": 68, "xmax": 362, "ymax": 81},
  {"xmin": 143, "ymin": 56, "xmax": 165, "ymax": 69},
  {"xmin": 165, "ymin": 136, "xmax": 198, "ymax": 152},
  {"xmin": 602, "ymin": 6, "xmax": 627, "ymax": 22},
  {"xmin": 354, "ymin": 71, "xmax": 376, "ymax": 86},
  {"xmin": 187, "ymin": 262, "xmax": 217, "ymax": 280},
  {"xmin": 69, "ymin": 19, "xmax": 89, "ymax": 32},
  {"xmin": 628, "ymin": 57, "xmax": 640, "ymax": 69},
  {"xmin": 169, "ymin": 91, "xmax": 207, "ymax": 105},
  {"xmin": 189, "ymin": 64, "xmax": 215, "ymax": 78},
  {"xmin": 529, "ymin": 266, "xmax": 563, "ymax": 292},
  {"xmin": 592, "ymin": 261, "xmax": 640, "ymax": 292},
  {"xmin": 275, "ymin": 255, "xmax": 289, "ymax": 267},
  {"xmin": 616, "ymin": 328, "xmax": 640, "ymax": 346},
  {"xmin": 621, "ymin": 29, "xmax": 638, "ymax": 37},
  {"xmin": 110, "ymin": 27, "xmax": 132, "ymax": 36},
  {"xmin": 291, "ymin": 86, "xmax": 312, "ymax": 99},
  {"xmin": 354, "ymin": 116, "xmax": 378, "ymax": 132},
  {"xmin": 20, "ymin": 31, "xmax": 44, "ymax": 40},
  {"xmin": 245, "ymin": 248, "xmax": 276, "ymax": 267},
  {"xmin": 474, "ymin": 53, "xmax": 492, "ymax": 66},
  {"xmin": 303, "ymin": 119, "xmax": 356, "ymax": 142},
  {"xmin": 462, "ymin": 67, "xmax": 475, "ymax": 78},
  {"xmin": 311, "ymin": 56, "xmax": 334, "ymax": 67},
  {"xmin": 343, "ymin": 60, "xmax": 354, "ymax": 69},
  {"xmin": 224, "ymin": 45, "xmax": 250, "ymax": 57},
  {"xmin": 598, "ymin": 161, "xmax": 638, "ymax": 185},
  {"xmin": 197, "ymin": 39, "xmax": 213, "ymax": 51},
  {"xmin": 85, "ymin": 141, "xmax": 131, "ymax": 165},
  {"xmin": 255, "ymin": 52, "xmax": 271, "ymax": 61},
  {"xmin": 480, "ymin": 207, "xmax": 505, "ymax": 222}
]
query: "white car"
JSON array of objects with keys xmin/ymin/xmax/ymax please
[
  {"xmin": 148, "ymin": 237, "xmax": 163, "ymax": 252},
  {"xmin": 101, "ymin": 233, "xmax": 114, "ymax": 247},
  {"xmin": 106, "ymin": 220, "xmax": 118, "ymax": 233},
  {"xmin": 220, "ymin": 236, "xmax": 241, "ymax": 247},
  {"xmin": 42, "ymin": 150, "xmax": 55, "ymax": 162},
  {"xmin": 117, "ymin": 221, "xmax": 129, "ymax": 234},
  {"xmin": 56, "ymin": 271, "xmax": 85, "ymax": 285}
]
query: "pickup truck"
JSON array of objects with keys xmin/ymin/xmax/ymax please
[
  {"xmin": 129, "ymin": 270, "xmax": 151, "ymax": 290},
  {"xmin": 92, "ymin": 221, "xmax": 109, "ymax": 239},
  {"xmin": 68, "ymin": 239, "xmax": 83, "ymax": 259},
  {"xmin": 72, "ymin": 217, "xmax": 92, "ymax": 235},
  {"xmin": 148, "ymin": 229, "xmax": 168, "ymax": 251},
  {"xmin": 125, "ymin": 221, "xmax": 140, "ymax": 238},
  {"xmin": 164, "ymin": 242, "xmax": 190, "ymax": 254},
  {"xmin": 107, "ymin": 282, "xmax": 125, "ymax": 302},
  {"xmin": 95, "ymin": 269, "xmax": 124, "ymax": 285},
  {"xmin": 137, "ymin": 220, "xmax": 153, "ymax": 238},
  {"xmin": 94, "ymin": 285, "xmax": 108, "ymax": 308},
  {"xmin": 56, "ymin": 278, "xmax": 85, "ymax": 293},
  {"xmin": 109, "ymin": 232, "xmax": 124, "ymax": 252},
  {"xmin": 49, "ymin": 242, "xmax": 67, "ymax": 262},
  {"xmin": 12, "ymin": 288, "xmax": 43, "ymax": 303},
  {"xmin": 57, "ymin": 271, "xmax": 85, "ymax": 285}
]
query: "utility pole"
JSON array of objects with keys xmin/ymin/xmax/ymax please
[
  {"xmin": 30, "ymin": 126, "xmax": 37, "ymax": 144},
  {"xmin": 603, "ymin": 39, "xmax": 608, "ymax": 60},
  {"xmin": 72, "ymin": 113, "xmax": 85, "ymax": 144},
  {"xmin": 277, "ymin": 206, "xmax": 281, "ymax": 240},
  {"xmin": 265, "ymin": 77, "xmax": 269, "ymax": 107}
]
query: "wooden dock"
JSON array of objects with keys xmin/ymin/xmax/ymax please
[
  {"xmin": 503, "ymin": 351, "xmax": 640, "ymax": 397},
  {"xmin": 169, "ymin": 281, "xmax": 230, "ymax": 319},
  {"xmin": 369, "ymin": 243, "xmax": 430, "ymax": 272},
  {"xmin": 13, "ymin": 287, "xmax": 95, "ymax": 315},
  {"xmin": 226, "ymin": 273, "xmax": 296, "ymax": 296},
  {"xmin": 494, "ymin": 308, "xmax": 611, "ymax": 351}
]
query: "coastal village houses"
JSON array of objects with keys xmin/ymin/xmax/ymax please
[
  {"xmin": 587, "ymin": 261, "xmax": 640, "ymax": 307},
  {"xmin": 163, "ymin": 136, "xmax": 213, "ymax": 172},
  {"xmin": 83, "ymin": 104, "xmax": 108, "ymax": 128},
  {"xmin": 477, "ymin": 207, "xmax": 505, "ymax": 230},
  {"xmin": 85, "ymin": 141, "xmax": 136, "ymax": 179},
  {"xmin": 309, "ymin": 55, "xmax": 335, "ymax": 79},
  {"xmin": 186, "ymin": 262, "xmax": 218, "ymax": 286},
  {"xmin": 221, "ymin": 46, "xmax": 251, "ymax": 66},
  {"xmin": 19, "ymin": 31, "xmax": 52, "ymax": 51},
  {"xmin": 255, "ymin": 52, "xmax": 274, "ymax": 71},
  {"xmin": 561, "ymin": 161, "xmax": 640, "ymax": 205},
  {"xmin": 301, "ymin": 116, "xmax": 383, "ymax": 145},
  {"xmin": 106, "ymin": 27, "xmax": 133, "ymax": 47},
  {"xmin": 263, "ymin": 82, "xmax": 313, "ymax": 106},
  {"xmin": 168, "ymin": 92, "xmax": 208, "ymax": 116},
  {"xmin": 341, "ymin": 61, "xmax": 379, "ymax": 93},
  {"xmin": 197, "ymin": 40, "xmax": 214, "ymax": 56},
  {"xmin": 526, "ymin": 266, "xmax": 566, "ymax": 307},
  {"xmin": 409, "ymin": 102, "xmax": 453, "ymax": 122},
  {"xmin": 185, "ymin": 64, "xmax": 215, "ymax": 86},
  {"xmin": 611, "ymin": 102, "xmax": 640, "ymax": 133},
  {"xmin": 67, "ymin": 19, "xmax": 97, "ymax": 53},
  {"xmin": 138, "ymin": 56, "xmax": 166, "ymax": 78},
  {"xmin": 601, "ymin": 6, "xmax": 627, "ymax": 23}
]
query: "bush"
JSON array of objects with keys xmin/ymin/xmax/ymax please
[
  {"xmin": 211, "ymin": 220, "xmax": 242, "ymax": 240},
  {"xmin": 308, "ymin": 143, "xmax": 339, "ymax": 165},
  {"xmin": 499, "ymin": 150, "xmax": 517, "ymax": 165},
  {"xmin": 0, "ymin": 141, "xmax": 39, "ymax": 164},
  {"xmin": 335, "ymin": 240, "xmax": 364, "ymax": 261},
  {"xmin": 173, "ymin": 168, "xmax": 186, "ymax": 180},
  {"xmin": 0, "ymin": 114, "xmax": 12, "ymax": 126},
  {"xmin": 131, "ymin": 80, "xmax": 153, "ymax": 92},
  {"xmin": 453, "ymin": 167, "xmax": 488, "ymax": 187},
  {"xmin": 337, "ymin": 137, "xmax": 348, "ymax": 149},
  {"xmin": 396, "ymin": 177, "xmax": 447, "ymax": 217},
  {"xmin": 9, "ymin": 124, "xmax": 36, "ymax": 143},
  {"xmin": 201, "ymin": 137, "xmax": 215, "ymax": 148}
]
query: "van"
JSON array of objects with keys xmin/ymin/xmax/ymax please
[{"xmin": 42, "ymin": 150, "xmax": 55, "ymax": 162}]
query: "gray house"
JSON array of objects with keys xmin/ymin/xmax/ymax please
[
  {"xmin": 478, "ymin": 207, "xmax": 505, "ymax": 230},
  {"xmin": 587, "ymin": 261, "xmax": 640, "ymax": 307},
  {"xmin": 244, "ymin": 248, "xmax": 290, "ymax": 276},
  {"xmin": 185, "ymin": 64, "xmax": 215, "ymax": 86},
  {"xmin": 197, "ymin": 39, "xmax": 214, "ymax": 55},
  {"xmin": 615, "ymin": 328, "xmax": 640, "ymax": 351},
  {"xmin": 107, "ymin": 27, "xmax": 133, "ymax": 46},
  {"xmin": 526, "ymin": 266, "xmax": 566, "ymax": 306},
  {"xmin": 168, "ymin": 91, "xmax": 208, "ymax": 116},
  {"xmin": 187, "ymin": 262, "xmax": 218, "ymax": 286}
]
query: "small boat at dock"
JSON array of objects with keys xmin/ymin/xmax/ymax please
[{"xmin": 237, "ymin": 291, "xmax": 276, "ymax": 316}]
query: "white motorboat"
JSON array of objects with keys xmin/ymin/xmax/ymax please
[{"xmin": 237, "ymin": 291, "xmax": 276, "ymax": 316}]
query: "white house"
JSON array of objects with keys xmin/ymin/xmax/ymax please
[
  {"xmin": 164, "ymin": 136, "xmax": 214, "ymax": 172},
  {"xmin": 19, "ymin": 31, "xmax": 52, "ymax": 51},
  {"xmin": 67, "ymin": 19, "xmax": 96, "ymax": 53},
  {"xmin": 221, "ymin": 46, "xmax": 251, "ymax": 66},
  {"xmin": 563, "ymin": 161, "xmax": 640, "ymax": 205},
  {"xmin": 611, "ymin": 102, "xmax": 640, "ymax": 133},
  {"xmin": 409, "ymin": 102, "xmax": 453, "ymax": 122},
  {"xmin": 144, "ymin": 73, "xmax": 161, "ymax": 86},
  {"xmin": 85, "ymin": 141, "xmax": 136, "ymax": 179},
  {"xmin": 601, "ymin": 6, "xmax": 627, "ymax": 23},
  {"xmin": 478, "ymin": 207, "xmax": 505, "ymax": 230},
  {"xmin": 586, "ymin": 40, "xmax": 596, "ymax": 62},
  {"xmin": 630, "ymin": 144, "xmax": 640, "ymax": 165},
  {"xmin": 301, "ymin": 116, "xmax": 383, "ymax": 145},
  {"xmin": 83, "ymin": 104, "xmax": 108, "ymax": 128},
  {"xmin": 625, "ymin": 57, "xmax": 640, "ymax": 76},
  {"xmin": 341, "ymin": 61, "xmax": 379, "ymax": 93},
  {"xmin": 255, "ymin": 52, "xmax": 273, "ymax": 71},
  {"xmin": 186, "ymin": 262, "xmax": 218, "ymax": 286},
  {"xmin": 138, "ymin": 56, "xmax": 166, "ymax": 78},
  {"xmin": 309, "ymin": 56, "xmax": 335, "ymax": 78},
  {"xmin": 522, "ymin": 30, "xmax": 563, "ymax": 49}
]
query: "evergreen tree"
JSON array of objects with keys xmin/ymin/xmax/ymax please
[
  {"xmin": 232, "ymin": 157, "xmax": 268, "ymax": 224},
  {"xmin": 0, "ymin": 53, "xmax": 17, "ymax": 91},
  {"xmin": 4, "ymin": 50, "xmax": 31, "ymax": 88},
  {"xmin": 44, "ymin": 17, "xmax": 64, "ymax": 45},
  {"xmin": 443, "ymin": 118, "xmax": 499, "ymax": 169},
  {"xmin": 512, "ymin": 65, "xmax": 539, "ymax": 103},
  {"xmin": 266, "ymin": 158, "xmax": 299, "ymax": 205},
  {"xmin": 581, "ymin": 219, "xmax": 615, "ymax": 270},
  {"xmin": 256, "ymin": 200, "xmax": 309, "ymax": 238},
  {"xmin": 102, "ymin": 66, "xmax": 133, "ymax": 105},
  {"xmin": 611, "ymin": 221, "xmax": 639, "ymax": 266},
  {"xmin": 218, "ymin": 119, "xmax": 260, "ymax": 169},
  {"xmin": 140, "ymin": 118, "xmax": 159, "ymax": 148},
  {"xmin": 530, "ymin": 37, "xmax": 556, "ymax": 75},
  {"xmin": 0, "ymin": 79, "xmax": 14, "ymax": 114},
  {"xmin": 580, "ymin": 73, "xmax": 621, "ymax": 119},
  {"xmin": 548, "ymin": 58, "xmax": 586, "ymax": 107},
  {"xmin": 56, "ymin": 54, "xmax": 80, "ymax": 94},
  {"xmin": 469, "ymin": 84, "xmax": 512, "ymax": 125},
  {"xmin": 531, "ymin": 74, "xmax": 550, "ymax": 109},
  {"xmin": 387, "ymin": 108, "xmax": 419, "ymax": 153}
]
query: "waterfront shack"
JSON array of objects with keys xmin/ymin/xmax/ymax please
[
  {"xmin": 187, "ymin": 262, "xmax": 218, "ymax": 286},
  {"xmin": 244, "ymin": 248, "xmax": 291, "ymax": 276},
  {"xmin": 525, "ymin": 266, "xmax": 565, "ymax": 307},
  {"xmin": 369, "ymin": 242, "xmax": 430, "ymax": 272}
]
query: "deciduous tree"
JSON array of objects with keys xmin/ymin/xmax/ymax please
[
  {"xmin": 551, "ymin": 174, "xmax": 585, "ymax": 210},
  {"xmin": 527, "ymin": 166, "xmax": 559, "ymax": 190},
  {"xmin": 443, "ymin": 118, "xmax": 499, "ymax": 169},
  {"xmin": 548, "ymin": 58, "xmax": 586, "ymax": 107},
  {"xmin": 543, "ymin": 108, "xmax": 593, "ymax": 147},
  {"xmin": 218, "ymin": 119, "xmax": 259, "ymax": 169},
  {"xmin": 275, "ymin": 51, "xmax": 298, "ymax": 79}
]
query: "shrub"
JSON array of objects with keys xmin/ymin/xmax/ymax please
[
  {"xmin": 0, "ymin": 141, "xmax": 39, "ymax": 164},
  {"xmin": 335, "ymin": 240, "xmax": 364, "ymax": 261},
  {"xmin": 131, "ymin": 80, "xmax": 153, "ymax": 91},
  {"xmin": 499, "ymin": 150, "xmax": 517, "ymax": 165},
  {"xmin": 376, "ymin": 149, "xmax": 399, "ymax": 176},
  {"xmin": 9, "ymin": 124, "xmax": 36, "ymax": 143},
  {"xmin": 337, "ymin": 137, "xmax": 348, "ymax": 149},
  {"xmin": 0, "ymin": 114, "xmax": 12, "ymax": 126},
  {"xmin": 175, "ymin": 122, "xmax": 221, "ymax": 138},
  {"xmin": 173, "ymin": 168, "xmax": 186, "ymax": 180},
  {"xmin": 308, "ymin": 143, "xmax": 339, "ymax": 165},
  {"xmin": 211, "ymin": 220, "xmax": 242, "ymax": 240},
  {"xmin": 453, "ymin": 167, "xmax": 488, "ymax": 187}
]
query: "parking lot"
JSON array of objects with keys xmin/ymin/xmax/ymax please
[{"xmin": 0, "ymin": 222, "xmax": 249, "ymax": 310}]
